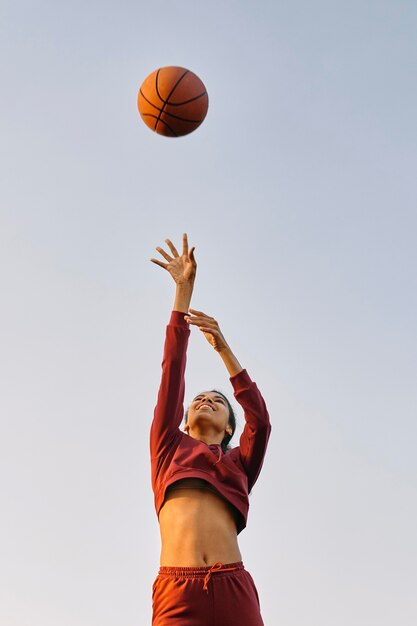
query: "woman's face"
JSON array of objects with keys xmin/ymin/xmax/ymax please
[{"xmin": 186, "ymin": 391, "xmax": 232, "ymax": 437}]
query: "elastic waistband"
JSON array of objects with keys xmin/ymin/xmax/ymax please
[{"xmin": 158, "ymin": 561, "xmax": 244, "ymax": 579}]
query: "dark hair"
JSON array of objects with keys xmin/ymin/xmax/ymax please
[{"xmin": 185, "ymin": 390, "xmax": 237, "ymax": 454}]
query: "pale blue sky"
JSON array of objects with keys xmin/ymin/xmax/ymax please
[{"xmin": 1, "ymin": 1, "xmax": 416, "ymax": 624}]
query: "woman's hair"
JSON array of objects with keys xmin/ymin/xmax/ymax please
[{"xmin": 185, "ymin": 390, "xmax": 237, "ymax": 454}]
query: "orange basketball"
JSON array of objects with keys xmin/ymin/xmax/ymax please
[{"xmin": 137, "ymin": 66, "xmax": 209, "ymax": 137}]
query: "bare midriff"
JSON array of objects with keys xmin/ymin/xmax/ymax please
[{"xmin": 158, "ymin": 478, "xmax": 242, "ymax": 566}]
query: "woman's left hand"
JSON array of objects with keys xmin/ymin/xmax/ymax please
[{"xmin": 186, "ymin": 309, "xmax": 229, "ymax": 352}]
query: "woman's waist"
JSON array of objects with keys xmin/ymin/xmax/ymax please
[
  {"xmin": 159, "ymin": 505, "xmax": 239, "ymax": 539},
  {"xmin": 159, "ymin": 492, "xmax": 242, "ymax": 566},
  {"xmin": 159, "ymin": 536, "xmax": 242, "ymax": 568}
]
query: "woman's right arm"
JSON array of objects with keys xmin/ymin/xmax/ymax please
[
  {"xmin": 150, "ymin": 234, "xmax": 196, "ymax": 458},
  {"xmin": 185, "ymin": 309, "xmax": 271, "ymax": 489}
]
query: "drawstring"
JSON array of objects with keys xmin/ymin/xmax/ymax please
[{"xmin": 202, "ymin": 562, "xmax": 238, "ymax": 592}]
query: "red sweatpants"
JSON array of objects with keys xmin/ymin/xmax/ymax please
[{"xmin": 152, "ymin": 561, "xmax": 264, "ymax": 626}]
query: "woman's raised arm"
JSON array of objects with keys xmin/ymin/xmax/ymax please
[
  {"xmin": 186, "ymin": 308, "xmax": 271, "ymax": 488},
  {"xmin": 149, "ymin": 234, "xmax": 197, "ymax": 458}
]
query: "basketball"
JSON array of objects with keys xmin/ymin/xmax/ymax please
[{"xmin": 137, "ymin": 66, "xmax": 209, "ymax": 137}]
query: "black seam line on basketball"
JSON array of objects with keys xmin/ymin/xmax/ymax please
[
  {"xmin": 164, "ymin": 91, "xmax": 207, "ymax": 107},
  {"xmin": 139, "ymin": 89, "xmax": 162, "ymax": 112},
  {"xmin": 142, "ymin": 111, "xmax": 199, "ymax": 128},
  {"xmin": 158, "ymin": 109, "xmax": 203, "ymax": 124},
  {"xmin": 141, "ymin": 114, "xmax": 178, "ymax": 137},
  {"xmin": 155, "ymin": 69, "xmax": 189, "ymax": 132},
  {"xmin": 153, "ymin": 70, "xmax": 168, "ymax": 106},
  {"xmin": 155, "ymin": 68, "xmax": 190, "ymax": 106}
]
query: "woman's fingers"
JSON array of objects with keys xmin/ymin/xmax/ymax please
[
  {"xmin": 188, "ymin": 308, "xmax": 213, "ymax": 319},
  {"xmin": 165, "ymin": 239, "xmax": 179, "ymax": 258},
  {"xmin": 199, "ymin": 326, "xmax": 218, "ymax": 334},
  {"xmin": 155, "ymin": 246, "xmax": 173, "ymax": 262},
  {"xmin": 191, "ymin": 321, "xmax": 219, "ymax": 336},
  {"xmin": 153, "ymin": 235, "xmax": 195, "ymax": 263},
  {"xmin": 150, "ymin": 258, "xmax": 168, "ymax": 269},
  {"xmin": 187, "ymin": 321, "xmax": 217, "ymax": 332},
  {"xmin": 182, "ymin": 233, "xmax": 189, "ymax": 257},
  {"xmin": 186, "ymin": 317, "xmax": 217, "ymax": 328}
]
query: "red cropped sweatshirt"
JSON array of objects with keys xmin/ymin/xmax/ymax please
[{"xmin": 150, "ymin": 311, "xmax": 271, "ymax": 534}]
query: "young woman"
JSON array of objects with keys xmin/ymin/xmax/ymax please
[{"xmin": 150, "ymin": 234, "xmax": 271, "ymax": 626}]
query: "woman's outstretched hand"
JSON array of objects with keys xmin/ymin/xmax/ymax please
[
  {"xmin": 151, "ymin": 233, "xmax": 196, "ymax": 286},
  {"xmin": 186, "ymin": 310, "xmax": 229, "ymax": 352}
]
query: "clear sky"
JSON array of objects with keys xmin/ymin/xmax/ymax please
[{"xmin": 1, "ymin": 1, "xmax": 416, "ymax": 624}]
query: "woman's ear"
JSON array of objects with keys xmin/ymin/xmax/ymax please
[
  {"xmin": 184, "ymin": 424, "xmax": 190, "ymax": 433},
  {"xmin": 226, "ymin": 425, "xmax": 233, "ymax": 436}
]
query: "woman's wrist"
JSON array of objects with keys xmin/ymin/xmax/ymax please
[
  {"xmin": 173, "ymin": 282, "xmax": 194, "ymax": 313},
  {"xmin": 218, "ymin": 345, "xmax": 243, "ymax": 377}
]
